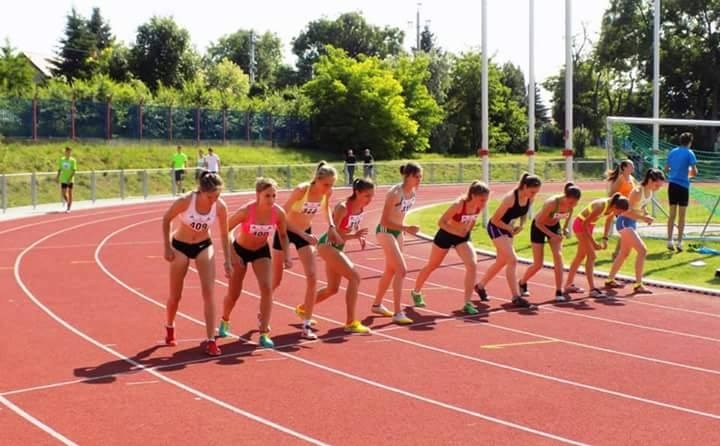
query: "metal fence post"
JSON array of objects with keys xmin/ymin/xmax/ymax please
[
  {"xmin": 1, "ymin": 174, "xmax": 6, "ymax": 212},
  {"xmin": 31, "ymin": 172, "xmax": 37, "ymax": 209},
  {"xmin": 458, "ymin": 162, "xmax": 464, "ymax": 183},
  {"xmin": 429, "ymin": 163, "xmax": 435, "ymax": 183},
  {"xmin": 142, "ymin": 170, "xmax": 149, "ymax": 199},
  {"xmin": 257, "ymin": 166, "xmax": 263, "ymax": 178},
  {"xmin": 171, "ymin": 168, "xmax": 177, "ymax": 196},
  {"xmin": 91, "ymin": 171, "xmax": 96, "ymax": 203},
  {"xmin": 228, "ymin": 167, "xmax": 235, "ymax": 192},
  {"xmin": 515, "ymin": 162, "xmax": 520, "ymax": 180},
  {"xmin": 544, "ymin": 162, "xmax": 549, "ymax": 180},
  {"xmin": 286, "ymin": 165, "xmax": 292, "ymax": 189},
  {"xmin": 120, "ymin": 169, "xmax": 125, "ymax": 200}
]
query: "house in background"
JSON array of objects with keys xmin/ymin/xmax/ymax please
[{"xmin": 20, "ymin": 52, "xmax": 53, "ymax": 84}]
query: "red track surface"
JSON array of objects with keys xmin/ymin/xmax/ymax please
[{"xmin": 2, "ymin": 182, "xmax": 720, "ymax": 445}]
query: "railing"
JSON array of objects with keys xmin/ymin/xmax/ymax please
[{"xmin": 0, "ymin": 159, "xmax": 608, "ymax": 211}]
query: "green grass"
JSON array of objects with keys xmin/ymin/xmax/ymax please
[{"xmin": 406, "ymin": 190, "xmax": 720, "ymax": 290}]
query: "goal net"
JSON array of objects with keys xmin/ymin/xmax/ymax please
[{"xmin": 606, "ymin": 116, "xmax": 720, "ymax": 243}]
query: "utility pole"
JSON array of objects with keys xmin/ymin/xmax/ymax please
[{"xmin": 416, "ymin": 3, "xmax": 421, "ymax": 52}]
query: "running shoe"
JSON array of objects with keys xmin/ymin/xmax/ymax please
[
  {"xmin": 344, "ymin": 320, "xmax": 371, "ymax": 334},
  {"xmin": 410, "ymin": 290, "xmax": 426, "ymax": 307}
]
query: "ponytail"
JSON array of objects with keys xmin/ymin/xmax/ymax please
[
  {"xmin": 609, "ymin": 193, "xmax": 629, "ymax": 211},
  {"xmin": 641, "ymin": 167, "xmax": 665, "ymax": 186},
  {"xmin": 606, "ymin": 159, "xmax": 633, "ymax": 182},
  {"xmin": 564, "ymin": 182, "xmax": 582, "ymax": 200},
  {"xmin": 516, "ymin": 172, "xmax": 542, "ymax": 190},
  {"xmin": 312, "ymin": 161, "xmax": 337, "ymax": 183},
  {"xmin": 462, "ymin": 180, "xmax": 490, "ymax": 201},
  {"xmin": 198, "ymin": 170, "xmax": 223, "ymax": 193},
  {"xmin": 348, "ymin": 177, "xmax": 375, "ymax": 201},
  {"xmin": 399, "ymin": 161, "xmax": 422, "ymax": 178}
]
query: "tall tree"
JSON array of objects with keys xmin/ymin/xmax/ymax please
[
  {"xmin": 0, "ymin": 40, "xmax": 35, "ymax": 97},
  {"xmin": 88, "ymin": 7, "xmax": 113, "ymax": 51},
  {"xmin": 501, "ymin": 62, "xmax": 526, "ymax": 106},
  {"xmin": 129, "ymin": 16, "xmax": 195, "ymax": 91},
  {"xmin": 207, "ymin": 30, "xmax": 283, "ymax": 91},
  {"xmin": 52, "ymin": 8, "xmax": 97, "ymax": 81},
  {"xmin": 292, "ymin": 12, "xmax": 405, "ymax": 81},
  {"xmin": 303, "ymin": 46, "xmax": 417, "ymax": 159}
]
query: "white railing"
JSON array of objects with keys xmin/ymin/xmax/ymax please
[{"xmin": 0, "ymin": 159, "xmax": 608, "ymax": 212}]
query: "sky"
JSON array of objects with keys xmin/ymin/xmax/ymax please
[{"xmin": 1, "ymin": 0, "xmax": 611, "ymax": 100}]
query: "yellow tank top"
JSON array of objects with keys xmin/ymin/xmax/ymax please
[
  {"xmin": 290, "ymin": 183, "xmax": 327, "ymax": 215},
  {"xmin": 577, "ymin": 199, "xmax": 609, "ymax": 221}
]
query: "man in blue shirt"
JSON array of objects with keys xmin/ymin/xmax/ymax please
[{"xmin": 664, "ymin": 132, "xmax": 698, "ymax": 251}]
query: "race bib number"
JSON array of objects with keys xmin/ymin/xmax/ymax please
[
  {"xmin": 348, "ymin": 214, "xmax": 363, "ymax": 231},
  {"xmin": 250, "ymin": 224, "xmax": 274, "ymax": 238},
  {"xmin": 460, "ymin": 214, "xmax": 479, "ymax": 224},
  {"xmin": 399, "ymin": 198, "xmax": 415, "ymax": 214},
  {"xmin": 301, "ymin": 202, "xmax": 321, "ymax": 215},
  {"xmin": 190, "ymin": 221, "xmax": 208, "ymax": 231}
]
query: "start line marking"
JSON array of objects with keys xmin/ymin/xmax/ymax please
[{"xmin": 480, "ymin": 340, "xmax": 559, "ymax": 350}]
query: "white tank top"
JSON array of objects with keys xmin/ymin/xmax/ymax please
[{"xmin": 180, "ymin": 193, "xmax": 217, "ymax": 232}]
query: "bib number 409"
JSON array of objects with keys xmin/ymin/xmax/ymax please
[{"xmin": 190, "ymin": 222, "xmax": 208, "ymax": 231}]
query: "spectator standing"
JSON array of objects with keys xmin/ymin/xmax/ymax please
[
  {"xmin": 664, "ymin": 132, "xmax": 698, "ymax": 252},
  {"xmin": 196, "ymin": 148, "xmax": 205, "ymax": 181},
  {"xmin": 204, "ymin": 147, "xmax": 221, "ymax": 174},
  {"xmin": 171, "ymin": 146, "xmax": 188, "ymax": 195},
  {"xmin": 344, "ymin": 149, "xmax": 357, "ymax": 185},
  {"xmin": 56, "ymin": 146, "xmax": 77, "ymax": 213},
  {"xmin": 363, "ymin": 148, "xmax": 374, "ymax": 179}
]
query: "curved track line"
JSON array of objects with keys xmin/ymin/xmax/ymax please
[
  {"xmin": 95, "ymin": 218, "xmax": 589, "ymax": 446},
  {"xmin": 15, "ymin": 213, "xmax": 328, "ymax": 446},
  {"xmin": 0, "ymin": 395, "xmax": 77, "ymax": 445}
]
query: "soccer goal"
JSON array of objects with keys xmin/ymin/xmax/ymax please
[{"xmin": 606, "ymin": 116, "xmax": 720, "ymax": 242}]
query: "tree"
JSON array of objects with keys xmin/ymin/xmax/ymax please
[
  {"xmin": 444, "ymin": 52, "xmax": 528, "ymax": 154},
  {"xmin": 129, "ymin": 16, "xmax": 196, "ymax": 91},
  {"xmin": 88, "ymin": 7, "xmax": 113, "ymax": 51},
  {"xmin": 419, "ymin": 25, "xmax": 435, "ymax": 53},
  {"xmin": 0, "ymin": 40, "xmax": 35, "ymax": 97},
  {"xmin": 206, "ymin": 58, "xmax": 250, "ymax": 109},
  {"xmin": 501, "ymin": 62, "xmax": 526, "ymax": 106},
  {"xmin": 388, "ymin": 54, "xmax": 443, "ymax": 155},
  {"xmin": 303, "ymin": 47, "xmax": 417, "ymax": 159},
  {"xmin": 533, "ymin": 84, "xmax": 551, "ymax": 126},
  {"xmin": 292, "ymin": 12, "xmax": 405, "ymax": 81},
  {"xmin": 207, "ymin": 30, "xmax": 283, "ymax": 91},
  {"xmin": 52, "ymin": 8, "xmax": 97, "ymax": 81}
]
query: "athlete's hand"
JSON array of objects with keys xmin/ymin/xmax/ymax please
[
  {"xmin": 359, "ymin": 237, "xmax": 367, "ymax": 250},
  {"xmin": 164, "ymin": 245, "xmax": 174, "ymax": 262},
  {"xmin": 328, "ymin": 227, "xmax": 343, "ymax": 245},
  {"xmin": 355, "ymin": 228, "xmax": 369, "ymax": 239},
  {"xmin": 405, "ymin": 225, "xmax": 420, "ymax": 236},
  {"xmin": 512, "ymin": 226, "xmax": 523, "ymax": 235},
  {"xmin": 304, "ymin": 234, "xmax": 318, "ymax": 246},
  {"xmin": 643, "ymin": 215, "xmax": 654, "ymax": 225}
]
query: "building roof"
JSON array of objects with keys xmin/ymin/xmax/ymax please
[{"xmin": 20, "ymin": 52, "xmax": 54, "ymax": 79}]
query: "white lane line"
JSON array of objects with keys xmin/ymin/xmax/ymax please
[{"xmin": 0, "ymin": 395, "xmax": 77, "ymax": 446}]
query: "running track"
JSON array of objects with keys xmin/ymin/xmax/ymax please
[{"xmin": 2, "ymin": 182, "xmax": 719, "ymax": 445}]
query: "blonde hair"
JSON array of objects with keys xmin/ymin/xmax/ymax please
[
  {"xmin": 313, "ymin": 160, "xmax": 337, "ymax": 183},
  {"xmin": 256, "ymin": 177, "xmax": 278, "ymax": 193}
]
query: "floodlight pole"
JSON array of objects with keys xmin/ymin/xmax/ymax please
[
  {"xmin": 652, "ymin": 0, "xmax": 661, "ymax": 170},
  {"xmin": 527, "ymin": 0, "xmax": 536, "ymax": 176},
  {"xmin": 481, "ymin": 0, "xmax": 490, "ymax": 226},
  {"xmin": 564, "ymin": 0, "xmax": 574, "ymax": 182}
]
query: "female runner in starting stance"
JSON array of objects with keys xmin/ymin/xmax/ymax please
[
  {"xmin": 371, "ymin": 162, "xmax": 422, "ymax": 325},
  {"xmin": 518, "ymin": 182, "xmax": 581, "ymax": 302},
  {"xmin": 273, "ymin": 161, "xmax": 341, "ymax": 340},
  {"xmin": 410, "ymin": 180, "xmax": 490, "ymax": 315},
  {"xmin": 301, "ymin": 178, "xmax": 376, "ymax": 334},
  {"xmin": 218, "ymin": 177, "xmax": 292, "ymax": 348},
  {"xmin": 604, "ymin": 168, "xmax": 665, "ymax": 294},
  {"xmin": 474, "ymin": 173, "xmax": 542, "ymax": 309},
  {"xmin": 563, "ymin": 193, "xmax": 630, "ymax": 298},
  {"xmin": 162, "ymin": 171, "xmax": 230, "ymax": 356}
]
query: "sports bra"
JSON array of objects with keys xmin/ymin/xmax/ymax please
[
  {"xmin": 617, "ymin": 176, "xmax": 635, "ymax": 197},
  {"xmin": 392, "ymin": 184, "xmax": 416, "ymax": 214},
  {"xmin": 631, "ymin": 186, "xmax": 653, "ymax": 212},
  {"xmin": 577, "ymin": 199, "xmax": 609, "ymax": 222},
  {"xmin": 338, "ymin": 199, "xmax": 364, "ymax": 232},
  {"xmin": 180, "ymin": 192, "xmax": 217, "ymax": 231},
  {"xmin": 500, "ymin": 190, "xmax": 530, "ymax": 224},
  {"xmin": 240, "ymin": 203, "xmax": 278, "ymax": 238},
  {"xmin": 451, "ymin": 200, "xmax": 480, "ymax": 224},
  {"xmin": 290, "ymin": 183, "xmax": 327, "ymax": 216},
  {"xmin": 549, "ymin": 197, "xmax": 571, "ymax": 222}
]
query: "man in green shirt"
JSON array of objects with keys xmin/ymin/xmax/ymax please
[
  {"xmin": 171, "ymin": 145, "xmax": 188, "ymax": 195},
  {"xmin": 56, "ymin": 146, "xmax": 77, "ymax": 213}
]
